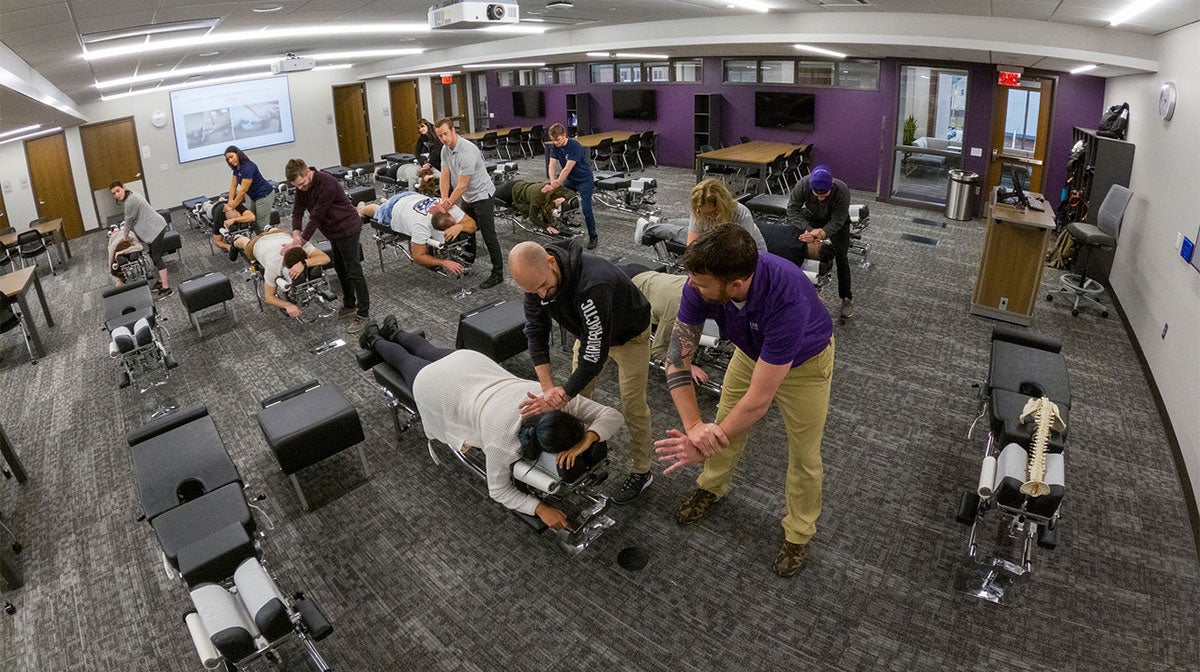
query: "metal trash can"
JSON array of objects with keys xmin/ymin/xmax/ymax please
[{"xmin": 945, "ymin": 169, "xmax": 980, "ymax": 221}]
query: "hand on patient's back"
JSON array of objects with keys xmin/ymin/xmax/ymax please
[
  {"xmin": 655, "ymin": 429, "xmax": 704, "ymax": 475},
  {"xmin": 518, "ymin": 388, "xmax": 568, "ymax": 418},
  {"xmin": 536, "ymin": 503, "xmax": 568, "ymax": 530}
]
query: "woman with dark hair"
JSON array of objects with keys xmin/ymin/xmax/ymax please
[
  {"xmin": 224, "ymin": 145, "xmax": 274, "ymax": 234},
  {"xmin": 358, "ymin": 316, "xmax": 623, "ymax": 530},
  {"xmin": 414, "ymin": 118, "xmax": 442, "ymax": 172}
]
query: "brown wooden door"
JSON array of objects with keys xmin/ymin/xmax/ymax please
[
  {"xmin": 389, "ymin": 79, "xmax": 420, "ymax": 155},
  {"xmin": 25, "ymin": 131, "xmax": 85, "ymax": 240},
  {"xmin": 0, "ymin": 185, "xmax": 9, "ymax": 233},
  {"xmin": 80, "ymin": 117, "xmax": 146, "ymax": 227},
  {"xmin": 332, "ymin": 83, "xmax": 372, "ymax": 165},
  {"xmin": 986, "ymin": 75, "xmax": 1055, "ymax": 196}
]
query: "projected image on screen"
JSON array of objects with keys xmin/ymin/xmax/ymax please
[{"xmin": 171, "ymin": 76, "xmax": 295, "ymax": 163}]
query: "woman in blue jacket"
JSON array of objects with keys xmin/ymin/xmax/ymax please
[{"xmin": 224, "ymin": 146, "xmax": 274, "ymax": 233}]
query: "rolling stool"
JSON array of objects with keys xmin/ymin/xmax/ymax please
[
  {"xmin": 178, "ymin": 272, "xmax": 236, "ymax": 338},
  {"xmin": 256, "ymin": 381, "xmax": 367, "ymax": 511},
  {"xmin": 455, "ymin": 299, "xmax": 528, "ymax": 363}
]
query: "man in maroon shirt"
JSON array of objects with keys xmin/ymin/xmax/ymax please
[{"xmin": 284, "ymin": 158, "xmax": 371, "ymax": 333}]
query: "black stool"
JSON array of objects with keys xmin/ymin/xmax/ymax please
[
  {"xmin": 178, "ymin": 272, "xmax": 235, "ymax": 338},
  {"xmin": 456, "ymin": 299, "xmax": 528, "ymax": 363}
]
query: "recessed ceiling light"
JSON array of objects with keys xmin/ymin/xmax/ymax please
[
  {"xmin": 389, "ymin": 70, "xmax": 462, "ymax": 79},
  {"xmin": 0, "ymin": 124, "xmax": 42, "ymax": 140},
  {"xmin": 1109, "ymin": 0, "xmax": 1166, "ymax": 26},
  {"xmin": 100, "ymin": 72, "xmax": 273, "ymax": 102},
  {"xmin": 546, "ymin": 0, "xmax": 574, "ymax": 7},
  {"xmin": 0, "ymin": 126, "xmax": 61, "ymax": 147},
  {"xmin": 82, "ymin": 23, "xmax": 430, "ymax": 60},
  {"xmin": 198, "ymin": 51, "xmax": 220, "ymax": 57},
  {"xmin": 252, "ymin": 4, "xmax": 284, "ymax": 12},
  {"xmin": 80, "ymin": 18, "xmax": 220, "ymax": 44},
  {"xmin": 462, "ymin": 62, "xmax": 546, "ymax": 69},
  {"xmin": 1069, "ymin": 64, "xmax": 1098, "ymax": 74},
  {"xmin": 793, "ymin": 43, "xmax": 847, "ymax": 59}
]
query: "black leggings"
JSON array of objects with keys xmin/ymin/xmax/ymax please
[{"xmin": 374, "ymin": 331, "xmax": 455, "ymax": 386}]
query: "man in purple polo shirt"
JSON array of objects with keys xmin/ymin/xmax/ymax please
[
  {"xmin": 655, "ymin": 225, "xmax": 834, "ymax": 577},
  {"xmin": 285, "ymin": 158, "xmax": 371, "ymax": 333}
]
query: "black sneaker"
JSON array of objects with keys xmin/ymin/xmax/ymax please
[
  {"xmin": 228, "ymin": 245, "xmax": 240, "ymax": 262},
  {"xmin": 154, "ymin": 287, "xmax": 174, "ymax": 300},
  {"xmin": 612, "ymin": 471, "xmax": 653, "ymax": 505},
  {"xmin": 357, "ymin": 321, "xmax": 381, "ymax": 350},
  {"xmin": 479, "ymin": 274, "xmax": 504, "ymax": 290},
  {"xmin": 380, "ymin": 314, "xmax": 401, "ymax": 342},
  {"xmin": 586, "ymin": 235, "xmax": 599, "ymax": 250}
]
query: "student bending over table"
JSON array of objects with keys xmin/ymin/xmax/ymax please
[
  {"xmin": 358, "ymin": 192, "xmax": 477, "ymax": 275},
  {"xmin": 496, "ymin": 179, "xmax": 577, "ymax": 235},
  {"xmin": 358, "ymin": 316, "xmax": 624, "ymax": 529},
  {"xmin": 229, "ymin": 228, "xmax": 331, "ymax": 318},
  {"xmin": 210, "ymin": 200, "xmax": 257, "ymax": 252}
]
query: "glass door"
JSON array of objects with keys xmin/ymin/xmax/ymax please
[
  {"xmin": 891, "ymin": 65, "xmax": 968, "ymax": 206},
  {"xmin": 470, "ymin": 72, "xmax": 489, "ymax": 133},
  {"xmin": 985, "ymin": 76, "xmax": 1054, "ymax": 197}
]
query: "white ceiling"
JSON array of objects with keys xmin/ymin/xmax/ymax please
[{"xmin": 1, "ymin": 0, "xmax": 1197, "ymax": 134}]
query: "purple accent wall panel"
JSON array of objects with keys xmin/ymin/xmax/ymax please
[{"xmin": 1043, "ymin": 74, "xmax": 1106, "ymax": 209}]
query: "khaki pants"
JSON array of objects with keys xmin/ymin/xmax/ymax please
[
  {"xmin": 696, "ymin": 338, "xmax": 834, "ymax": 544},
  {"xmin": 572, "ymin": 328, "xmax": 654, "ymax": 472}
]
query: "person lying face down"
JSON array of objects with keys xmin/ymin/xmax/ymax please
[
  {"xmin": 107, "ymin": 230, "xmax": 143, "ymax": 285},
  {"xmin": 358, "ymin": 192, "xmax": 477, "ymax": 276},
  {"xmin": 211, "ymin": 200, "xmax": 257, "ymax": 252},
  {"xmin": 357, "ymin": 317, "xmax": 625, "ymax": 530},
  {"xmin": 499, "ymin": 180, "xmax": 577, "ymax": 235},
  {"xmin": 229, "ymin": 228, "xmax": 331, "ymax": 318}
]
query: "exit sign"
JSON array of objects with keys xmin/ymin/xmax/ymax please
[
  {"xmin": 998, "ymin": 71, "xmax": 1022, "ymax": 86},
  {"xmin": 441, "ymin": 75, "xmax": 454, "ymax": 84}
]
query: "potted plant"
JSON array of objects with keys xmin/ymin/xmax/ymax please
[{"xmin": 903, "ymin": 115, "xmax": 917, "ymax": 146}]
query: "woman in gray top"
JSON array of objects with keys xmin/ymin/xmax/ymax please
[
  {"xmin": 110, "ymin": 181, "xmax": 172, "ymax": 298},
  {"xmin": 686, "ymin": 178, "xmax": 767, "ymax": 251}
]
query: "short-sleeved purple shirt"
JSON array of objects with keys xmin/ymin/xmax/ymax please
[{"xmin": 677, "ymin": 252, "xmax": 833, "ymax": 367}]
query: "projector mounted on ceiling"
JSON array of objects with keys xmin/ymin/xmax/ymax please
[
  {"xmin": 429, "ymin": 1, "xmax": 520, "ymax": 29},
  {"xmin": 271, "ymin": 54, "xmax": 316, "ymax": 74}
]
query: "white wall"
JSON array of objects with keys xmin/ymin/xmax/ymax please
[
  {"xmin": 1105, "ymin": 22, "xmax": 1200, "ymax": 503},
  {"xmin": 365, "ymin": 76, "xmax": 395, "ymax": 158}
]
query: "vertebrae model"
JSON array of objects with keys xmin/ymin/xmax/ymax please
[{"xmin": 1019, "ymin": 396, "xmax": 1065, "ymax": 497}]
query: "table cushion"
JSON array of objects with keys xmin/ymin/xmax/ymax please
[
  {"xmin": 256, "ymin": 384, "xmax": 365, "ymax": 474},
  {"xmin": 596, "ymin": 177, "xmax": 631, "ymax": 190},
  {"xmin": 988, "ymin": 340, "xmax": 1071, "ymax": 407},
  {"xmin": 179, "ymin": 272, "xmax": 234, "ymax": 313},
  {"xmin": 372, "ymin": 362, "xmax": 418, "ymax": 409},
  {"xmin": 130, "ymin": 414, "xmax": 240, "ymax": 520},
  {"xmin": 989, "ymin": 388, "xmax": 1069, "ymax": 452},
  {"xmin": 745, "ymin": 194, "xmax": 790, "ymax": 217},
  {"xmin": 456, "ymin": 300, "xmax": 528, "ymax": 363},
  {"xmin": 152, "ymin": 483, "xmax": 252, "ymax": 570},
  {"xmin": 177, "ymin": 521, "xmax": 255, "ymax": 587}
]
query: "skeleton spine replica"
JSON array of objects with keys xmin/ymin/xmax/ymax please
[{"xmin": 1019, "ymin": 396, "xmax": 1065, "ymax": 497}]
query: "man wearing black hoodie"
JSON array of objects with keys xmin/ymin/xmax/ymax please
[{"xmin": 510, "ymin": 240, "xmax": 655, "ymax": 504}]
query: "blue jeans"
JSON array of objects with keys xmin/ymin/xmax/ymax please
[{"xmin": 570, "ymin": 179, "xmax": 597, "ymax": 238}]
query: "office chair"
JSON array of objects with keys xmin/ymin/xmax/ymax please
[
  {"xmin": 0, "ymin": 292, "xmax": 37, "ymax": 365},
  {"xmin": 16, "ymin": 229, "xmax": 54, "ymax": 275},
  {"xmin": 1046, "ymin": 184, "xmax": 1133, "ymax": 318}
]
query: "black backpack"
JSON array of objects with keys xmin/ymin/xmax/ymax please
[{"xmin": 1097, "ymin": 102, "xmax": 1129, "ymax": 140}]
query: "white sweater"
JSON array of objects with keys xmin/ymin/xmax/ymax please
[{"xmin": 413, "ymin": 349, "xmax": 624, "ymax": 515}]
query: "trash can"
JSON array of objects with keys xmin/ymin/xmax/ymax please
[{"xmin": 945, "ymin": 169, "xmax": 980, "ymax": 221}]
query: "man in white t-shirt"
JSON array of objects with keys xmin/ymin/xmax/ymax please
[
  {"xmin": 231, "ymin": 228, "xmax": 331, "ymax": 318},
  {"xmin": 359, "ymin": 191, "xmax": 477, "ymax": 275}
]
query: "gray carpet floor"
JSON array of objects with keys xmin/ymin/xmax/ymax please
[{"xmin": 0, "ymin": 156, "xmax": 1196, "ymax": 671}]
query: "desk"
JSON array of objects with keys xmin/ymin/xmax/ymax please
[
  {"xmin": 1, "ymin": 219, "xmax": 70, "ymax": 266},
  {"xmin": 462, "ymin": 126, "xmax": 530, "ymax": 142},
  {"xmin": 0, "ymin": 266, "xmax": 54, "ymax": 356},
  {"xmin": 970, "ymin": 189, "xmax": 1056, "ymax": 325},
  {"xmin": 695, "ymin": 141, "xmax": 807, "ymax": 192},
  {"xmin": 575, "ymin": 131, "xmax": 638, "ymax": 150}
]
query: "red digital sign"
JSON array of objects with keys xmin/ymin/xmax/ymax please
[
  {"xmin": 441, "ymin": 75, "xmax": 454, "ymax": 84},
  {"xmin": 998, "ymin": 71, "xmax": 1022, "ymax": 86}
]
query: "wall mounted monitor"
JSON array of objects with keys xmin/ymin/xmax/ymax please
[
  {"xmin": 512, "ymin": 90, "xmax": 546, "ymax": 117},
  {"xmin": 754, "ymin": 90, "xmax": 815, "ymax": 131},
  {"xmin": 170, "ymin": 75, "xmax": 295, "ymax": 163},
  {"xmin": 612, "ymin": 88, "xmax": 657, "ymax": 121}
]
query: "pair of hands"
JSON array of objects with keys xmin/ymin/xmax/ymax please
[
  {"xmin": 653, "ymin": 422, "xmax": 729, "ymax": 475},
  {"xmin": 798, "ymin": 228, "xmax": 827, "ymax": 244},
  {"xmin": 540, "ymin": 180, "xmax": 561, "ymax": 193},
  {"xmin": 517, "ymin": 386, "xmax": 571, "ymax": 418}
]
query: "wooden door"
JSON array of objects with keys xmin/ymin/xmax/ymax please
[
  {"xmin": 332, "ymin": 83, "xmax": 372, "ymax": 165},
  {"xmin": 25, "ymin": 131, "xmax": 85, "ymax": 240},
  {"xmin": 0, "ymin": 185, "xmax": 9, "ymax": 232},
  {"xmin": 80, "ymin": 117, "xmax": 146, "ymax": 227},
  {"xmin": 389, "ymin": 79, "xmax": 420, "ymax": 156},
  {"xmin": 986, "ymin": 75, "xmax": 1055, "ymax": 195}
]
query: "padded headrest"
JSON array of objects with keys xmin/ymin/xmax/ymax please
[
  {"xmin": 128, "ymin": 405, "xmax": 211, "ymax": 446},
  {"xmin": 991, "ymin": 326, "xmax": 1062, "ymax": 353}
]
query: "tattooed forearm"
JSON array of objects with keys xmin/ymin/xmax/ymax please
[
  {"xmin": 666, "ymin": 370, "xmax": 694, "ymax": 391},
  {"xmin": 665, "ymin": 321, "xmax": 701, "ymax": 371}
]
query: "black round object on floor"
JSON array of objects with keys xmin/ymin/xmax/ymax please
[{"xmin": 618, "ymin": 546, "xmax": 649, "ymax": 571}]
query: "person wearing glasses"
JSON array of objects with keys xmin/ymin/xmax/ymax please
[{"xmin": 785, "ymin": 165, "xmax": 854, "ymax": 319}]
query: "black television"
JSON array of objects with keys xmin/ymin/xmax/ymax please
[
  {"xmin": 612, "ymin": 88, "xmax": 657, "ymax": 121},
  {"xmin": 754, "ymin": 91, "xmax": 815, "ymax": 131},
  {"xmin": 512, "ymin": 90, "xmax": 545, "ymax": 117}
]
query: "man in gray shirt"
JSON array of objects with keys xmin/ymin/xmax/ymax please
[
  {"xmin": 110, "ymin": 181, "xmax": 172, "ymax": 299},
  {"xmin": 436, "ymin": 118, "xmax": 504, "ymax": 289}
]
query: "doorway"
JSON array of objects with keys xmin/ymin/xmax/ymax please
[
  {"xmin": 389, "ymin": 79, "xmax": 420, "ymax": 156},
  {"xmin": 25, "ymin": 131, "xmax": 85, "ymax": 239},
  {"xmin": 985, "ymin": 76, "xmax": 1055, "ymax": 197},
  {"xmin": 470, "ymin": 73, "xmax": 490, "ymax": 132},
  {"xmin": 332, "ymin": 83, "xmax": 373, "ymax": 165},
  {"xmin": 80, "ymin": 117, "xmax": 148, "ymax": 228},
  {"xmin": 0, "ymin": 184, "xmax": 10, "ymax": 232},
  {"xmin": 431, "ymin": 75, "xmax": 469, "ymax": 130},
  {"xmin": 891, "ymin": 64, "xmax": 969, "ymax": 206}
]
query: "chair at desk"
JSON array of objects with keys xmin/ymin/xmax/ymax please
[
  {"xmin": 591, "ymin": 138, "xmax": 616, "ymax": 171},
  {"xmin": 0, "ymin": 292, "xmax": 37, "ymax": 364},
  {"xmin": 479, "ymin": 131, "xmax": 500, "ymax": 160},
  {"xmin": 638, "ymin": 131, "xmax": 658, "ymax": 168},
  {"xmin": 1046, "ymin": 184, "xmax": 1133, "ymax": 318},
  {"xmin": 501, "ymin": 130, "xmax": 527, "ymax": 160},
  {"xmin": 525, "ymin": 125, "xmax": 545, "ymax": 157},
  {"xmin": 15, "ymin": 230, "xmax": 54, "ymax": 275},
  {"xmin": 698, "ymin": 145, "xmax": 741, "ymax": 191}
]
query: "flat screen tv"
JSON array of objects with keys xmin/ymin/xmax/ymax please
[
  {"xmin": 754, "ymin": 91, "xmax": 815, "ymax": 131},
  {"xmin": 512, "ymin": 90, "xmax": 545, "ymax": 117},
  {"xmin": 170, "ymin": 75, "xmax": 295, "ymax": 163},
  {"xmin": 612, "ymin": 89, "xmax": 657, "ymax": 121}
]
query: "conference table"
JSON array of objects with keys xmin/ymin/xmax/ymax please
[
  {"xmin": 574, "ymin": 130, "xmax": 638, "ymax": 150},
  {"xmin": 970, "ymin": 188, "xmax": 1056, "ymax": 326},
  {"xmin": 694, "ymin": 141, "xmax": 809, "ymax": 192},
  {"xmin": 0, "ymin": 218, "xmax": 71, "ymax": 266},
  {"xmin": 0, "ymin": 266, "xmax": 54, "ymax": 357},
  {"xmin": 462, "ymin": 126, "xmax": 531, "ymax": 142}
]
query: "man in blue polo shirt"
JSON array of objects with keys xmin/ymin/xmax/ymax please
[
  {"xmin": 656, "ymin": 225, "xmax": 835, "ymax": 577},
  {"xmin": 544, "ymin": 122, "xmax": 598, "ymax": 250}
]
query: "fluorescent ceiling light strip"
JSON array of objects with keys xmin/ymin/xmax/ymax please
[
  {"xmin": 793, "ymin": 43, "xmax": 847, "ymax": 59},
  {"xmin": 477, "ymin": 25, "xmax": 548, "ymax": 34},
  {"xmin": 0, "ymin": 126, "xmax": 62, "ymax": 146},
  {"xmin": 388, "ymin": 71, "xmax": 462, "ymax": 78},
  {"xmin": 82, "ymin": 23, "xmax": 430, "ymax": 60},
  {"xmin": 1109, "ymin": 0, "xmax": 1166, "ymax": 26},
  {"xmin": 313, "ymin": 64, "xmax": 352, "ymax": 71},
  {"xmin": 310, "ymin": 48, "xmax": 422, "ymax": 60},
  {"xmin": 1069, "ymin": 64, "xmax": 1098, "ymax": 74},
  {"xmin": 81, "ymin": 19, "xmax": 219, "ymax": 44},
  {"xmin": 613, "ymin": 52, "xmax": 669, "ymax": 59},
  {"xmin": 100, "ymin": 72, "xmax": 272, "ymax": 101},
  {"xmin": 726, "ymin": 0, "xmax": 771, "ymax": 13},
  {"xmin": 0, "ymin": 124, "xmax": 42, "ymax": 140},
  {"xmin": 463, "ymin": 62, "xmax": 545, "ymax": 69}
]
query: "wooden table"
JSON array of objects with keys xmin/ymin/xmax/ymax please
[
  {"xmin": 462, "ymin": 126, "xmax": 530, "ymax": 142},
  {"xmin": 0, "ymin": 219, "xmax": 70, "ymax": 266},
  {"xmin": 0, "ymin": 266, "xmax": 54, "ymax": 357},
  {"xmin": 695, "ymin": 141, "xmax": 808, "ymax": 192},
  {"xmin": 575, "ymin": 131, "xmax": 638, "ymax": 150},
  {"xmin": 970, "ymin": 189, "xmax": 1056, "ymax": 325}
]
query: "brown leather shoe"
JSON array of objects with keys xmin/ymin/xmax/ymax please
[
  {"xmin": 771, "ymin": 541, "xmax": 809, "ymax": 577},
  {"xmin": 676, "ymin": 488, "xmax": 721, "ymax": 525}
]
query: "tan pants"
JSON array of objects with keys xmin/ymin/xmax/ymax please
[
  {"xmin": 696, "ymin": 338, "xmax": 834, "ymax": 544},
  {"xmin": 572, "ymin": 327, "xmax": 654, "ymax": 472}
]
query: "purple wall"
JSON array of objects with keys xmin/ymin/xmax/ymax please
[{"xmin": 489, "ymin": 59, "xmax": 1106, "ymax": 203}]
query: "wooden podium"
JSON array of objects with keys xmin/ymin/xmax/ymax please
[{"xmin": 970, "ymin": 189, "xmax": 1056, "ymax": 325}]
